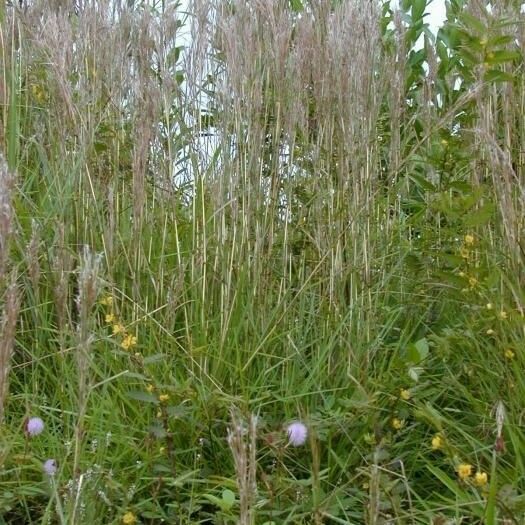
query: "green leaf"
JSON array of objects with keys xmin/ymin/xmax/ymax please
[
  {"xmin": 483, "ymin": 69, "xmax": 515, "ymax": 83},
  {"xmin": 222, "ymin": 489, "xmax": 236, "ymax": 510},
  {"xmin": 488, "ymin": 35, "xmax": 515, "ymax": 47},
  {"xmin": 406, "ymin": 338, "xmax": 429, "ymax": 364},
  {"xmin": 152, "ymin": 463, "xmax": 173, "ymax": 474},
  {"xmin": 458, "ymin": 12, "xmax": 487, "ymax": 34},
  {"xmin": 408, "ymin": 366, "xmax": 423, "ymax": 382},
  {"xmin": 485, "ymin": 49, "xmax": 521, "ymax": 64},
  {"xmin": 202, "ymin": 490, "xmax": 236, "ymax": 512},
  {"xmin": 463, "ymin": 203, "xmax": 495, "ymax": 226},
  {"xmin": 143, "ymin": 353, "xmax": 167, "ymax": 364},
  {"xmin": 448, "ymin": 181, "xmax": 472, "ymax": 193},
  {"xmin": 167, "ymin": 46, "xmax": 183, "ymax": 67},
  {"xmin": 409, "ymin": 172, "xmax": 436, "ymax": 192},
  {"xmin": 202, "ymin": 494, "xmax": 227, "ymax": 510},
  {"xmin": 416, "ymin": 338, "xmax": 429, "ymax": 357},
  {"xmin": 148, "ymin": 424, "xmax": 167, "ymax": 438},
  {"xmin": 436, "ymin": 40, "xmax": 449, "ymax": 62},
  {"xmin": 414, "ymin": 402, "xmax": 445, "ymax": 429},
  {"xmin": 426, "ymin": 464, "xmax": 468, "ymax": 497},
  {"xmin": 166, "ymin": 405, "xmax": 189, "ymax": 418},
  {"xmin": 127, "ymin": 390, "xmax": 158, "ymax": 403},
  {"xmin": 289, "ymin": 0, "xmax": 303, "ymax": 11},
  {"xmin": 412, "ymin": 0, "xmax": 426, "ymax": 21}
]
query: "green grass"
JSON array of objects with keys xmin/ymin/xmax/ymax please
[{"xmin": 0, "ymin": 0, "xmax": 524, "ymax": 524}]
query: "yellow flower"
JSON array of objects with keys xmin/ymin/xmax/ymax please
[
  {"xmin": 431, "ymin": 434, "xmax": 444, "ymax": 450},
  {"xmin": 457, "ymin": 463, "xmax": 473, "ymax": 480},
  {"xmin": 460, "ymin": 247, "xmax": 470, "ymax": 259},
  {"xmin": 391, "ymin": 418, "xmax": 404, "ymax": 430},
  {"xmin": 156, "ymin": 410, "xmax": 162, "ymax": 418},
  {"xmin": 464, "ymin": 234, "xmax": 475, "ymax": 246},
  {"xmin": 113, "ymin": 323, "xmax": 125, "ymax": 335},
  {"xmin": 122, "ymin": 512, "xmax": 137, "ymax": 525},
  {"xmin": 474, "ymin": 471, "xmax": 488, "ymax": 486},
  {"xmin": 158, "ymin": 394, "xmax": 170, "ymax": 403},
  {"xmin": 504, "ymin": 348, "xmax": 515, "ymax": 360},
  {"xmin": 31, "ymin": 83, "xmax": 47, "ymax": 104},
  {"xmin": 486, "ymin": 303, "xmax": 493, "ymax": 310},
  {"xmin": 146, "ymin": 384, "xmax": 155, "ymax": 393},
  {"xmin": 121, "ymin": 334, "xmax": 137, "ymax": 350},
  {"xmin": 486, "ymin": 329, "xmax": 495, "ymax": 336},
  {"xmin": 400, "ymin": 389, "xmax": 411, "ymax": 401},
  {"xmin": 159, "ymin": 446, "xmax": 165, "ymax": 454},
  {"xmin": 105, "ymin": 312, "xmax": 116, "ymax": 324},
  {"xmin": 100, "ymin": 295, "xmax": 113, "ymax": 307},
  {"xmin": 458, "ymin": 271, "xmax": 466, "ymax": 278},
  {"xmin": 468, "ymin": 276, "xmax": 478, "ymax": 288},
  {"xmin": 498, "ymin": 310, "xmax": 508, "ymax": 320}
]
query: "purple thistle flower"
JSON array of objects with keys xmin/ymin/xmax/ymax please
[
  {"xmin": 26, "ymin": 417, "xmax": 44, "ymax": 436},
  {"xmin": 286, "ymin": 421, "xmax": 308, "ymax": 446},
  {"xmin": 43, "ymin": 459, "xmax": 57, "ymax": 476}
]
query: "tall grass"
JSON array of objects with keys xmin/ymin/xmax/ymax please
[{"xmin": 0, "ymin": 0, "xmax": 524, "ymax": 523}]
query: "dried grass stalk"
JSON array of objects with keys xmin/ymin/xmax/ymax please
[{"xmin": 227, "ymin": 409, "xmax": 258, "ymax": 525}]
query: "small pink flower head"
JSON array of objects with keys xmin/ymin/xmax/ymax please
[
  {"xmin": 26, "ymin": 417, "xmax": 44, "ymax": 437},
  {"xmin": 43, "ymin": 459, "xmax": 57, "ymax": 476},
  {"xmin": 286, "ymin": 421, "xmax": 308, "ymax": 446}
]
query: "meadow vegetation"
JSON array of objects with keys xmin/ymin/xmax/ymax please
[{"xmin": 0, "ymin": 0, "xmax": 524, "ymax": 523}]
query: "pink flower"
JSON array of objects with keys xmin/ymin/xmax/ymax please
[
  {"xmin": 286, "ymin": 421, "xmax": 308, "ymax": 446},
  {"xmin": 43, "ymin": 459, "xmax": 57, "ymax": 476},
  {"xmin": 26, "ymin": 417, "xmax": 44, "ymax": 436}
]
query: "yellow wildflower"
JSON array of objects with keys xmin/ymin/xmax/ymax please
[
  {"xmin": 105, "ymin": 312, "xmax": 116, "ymax": 324},
  {"xmin": 504, "ymin": 348, "xmax": 515, "ymax": 360},
  {"xmin": 458, "ymin": 271, "xmax": 466, "ymax": 278},
  {"xmin": 468, "ymin": 276, "xmax": 478, "ymax": 288},
  {"xmin": 122, "ymin": 512, "xmax": 137, "ymax": 525},
  {"xmin": 113, "ymin": 323, "xmax": 125, "ymax": 335},
  {"xmin": 498, "ymin": 310, "xmax": 508, "ymax": 320},
  {"xmin": 457, "ymin": 463, "xmax": 473, "ymax": 480},
  {"xmin": 156, "ymin": 410, "xmax": 162, "ymax": 418},
  {"xmin": 391, "ymin": 418, "xmax": 404, "ymax": 430},
  {"xmin": 31, "ymin": 83, "xmax": 47, "ymax": 104},
  {"xmin": 486, "ymin": 329, "xmax": 495, "ymax": 336},
  {"xmin": 460, "ymin": 247, "xmax": 470, "ymax": 259},
  {"xmin": 146, "ymin": 384, "xmax": 155, "ymax": 393},
  {"xmin": 431, "ymin": 434, "xmax": 444, "ymax": 450},
  {"xmin": 100, "ymin": 295, "xmax": 113, "ymax": 307},
  {"xmin": 464, "ymin": 234, "xmax": 475, "ymax": 246},
  {"xmin": 159, "ymin": 446, "xmax": 165, "ymax": 454},
  {"xmin": 158, "ymin": 394, "xmax": 170, "ymax": 403},
  {"xmin": 121, "ymin": 334, "xmax": 137, "ymax": 350},
  {"xmin": 400, "ymin": 389, "xmax": 411, "ymax": 401},
  {"xmin": 486, "ymin": 303, "xmax": 493, "ymax": 310},
  {"xmin": 474, "ymin": 471, "xmax": 488, "ymax": 486}
]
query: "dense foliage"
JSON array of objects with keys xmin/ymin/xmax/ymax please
[{"xmin": 0, "ymin": 0, "xmax": 524, "ymax": 523}]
